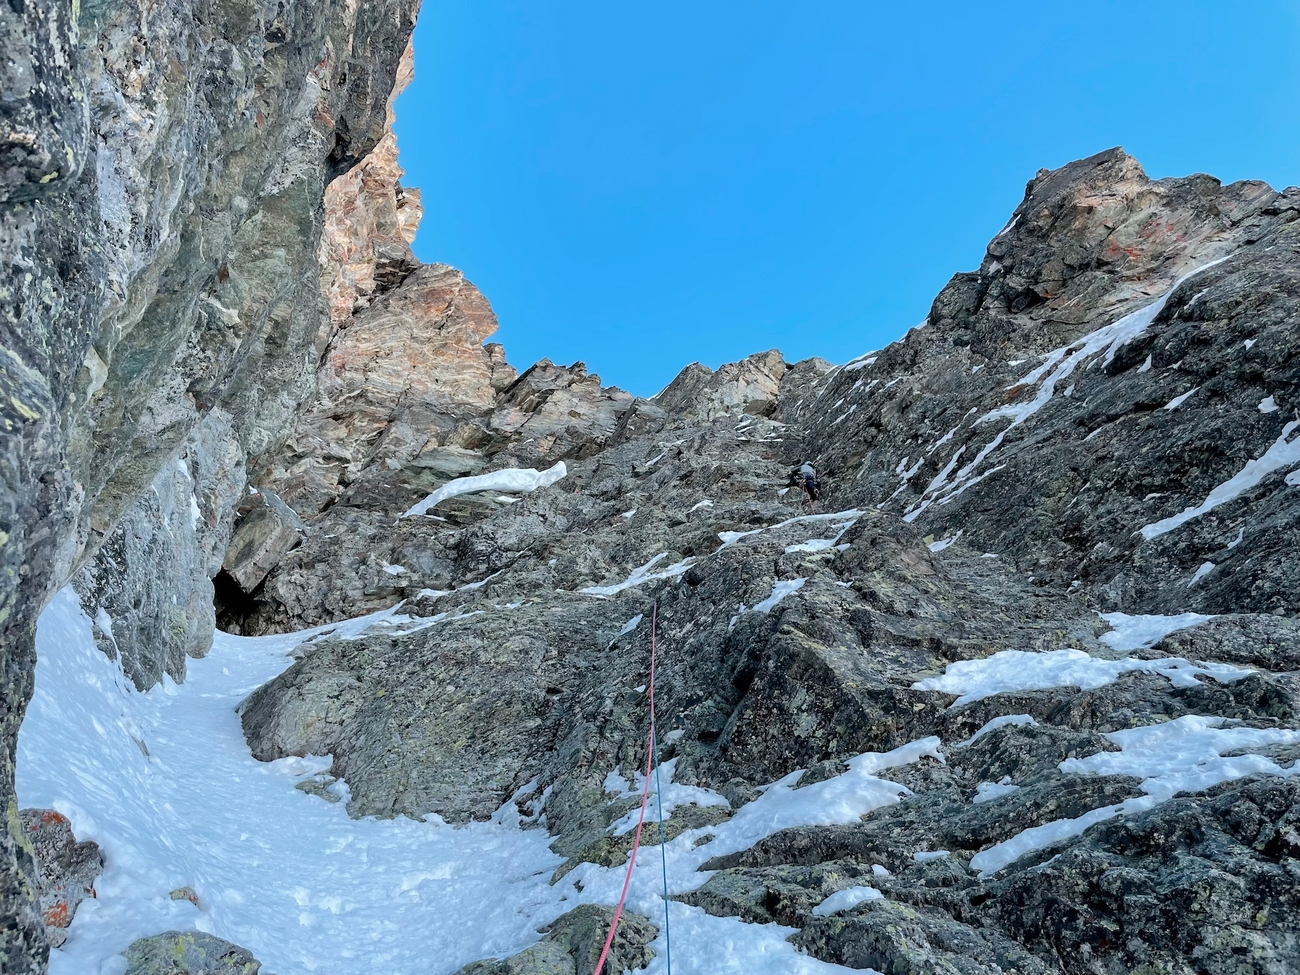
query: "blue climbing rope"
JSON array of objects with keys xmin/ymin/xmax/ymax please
[{"xmin": 649, "ymin": 602, "xmax": 673, "ymax": 975}]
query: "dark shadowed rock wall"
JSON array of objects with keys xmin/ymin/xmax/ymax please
[{"xmin": 0, "ymin": 0, "xmax": 417, "ymax": 968}]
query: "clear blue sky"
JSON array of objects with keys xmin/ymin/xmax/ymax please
[{"xmin": 394, "ymin": 1, "xmax": 1300, "ymax": 397}]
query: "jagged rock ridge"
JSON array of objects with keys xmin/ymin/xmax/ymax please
[{"xmin": 229, "ymin": 148, "xmax": 1300, "ymax": 974}]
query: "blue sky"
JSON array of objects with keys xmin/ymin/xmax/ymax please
[{"xmin": 394, "ymin": 1, "xmax": 1300, "ymax": 397}]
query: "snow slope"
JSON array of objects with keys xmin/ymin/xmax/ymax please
[{"xmin": 18, "ymin": 591, "xmax": 920, "ymax": 975}]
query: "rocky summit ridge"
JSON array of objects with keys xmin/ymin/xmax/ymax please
[{"xmin": 3, "ymin": 5, "xmax": 1300, "ymax": 974}]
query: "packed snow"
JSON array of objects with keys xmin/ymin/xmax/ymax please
[
  {"xmin": 1163, "ymin": 387, "xmax": 1198, "ymax": 410},
  {"xmin": 811, "ymin": 886, "xmax": 883, "ymax": 917},
  {"xmin": 970, "ymin": 715, "xmax": 1300, "ymax": 875},
  {"xmin": 718, "ymin": 509, "xmax": 863, "ymax": 550},
  {"xmin": 903, "ymin": 261, "xmax": 1225, "ymax": 523},
  {"xmin": 752, "ymin": 577, "xmax": 808, "ymax": 613},
  {"xmin": 403, "ymin": 462, "xmax": 567, "ymax": 518},
  {"xmin": 956, "ymin": 714, "xmax": 1036, "ymax": 748},
  {"xmin": 784, "ymin": 513, "xmax": 859, "ymax": 554},
  {"xmin": 18, "ymin": 590, "xmax": 939, "ymax": 975},
  {"xmin": 1141, "ymin": 419, "xmax": 1300, "ymax": 539},
  {"xmin": 1097, "ymin": 611, "xmax": 1214, "ymax": 651},
  {"xmin": 1188, "ymin": 562, "xmax": 1216, "ymax": 586},
  {"xmin": 607, "ymin": 758, "xmax": 730, "ymax": 835},
  {"xmin": 578, "ymin": 553, "xmax": 696, "ymax": 598},
  {"xmin": 1259, "ymin": 395, "xmax": 1279, "ymax": 414},
  {"xmin": 18, "ymin": 592, "xmax": 569, "ymax": 975},
  {"xmin": 843, "ymin": 353, "xmax": 878, "ymax": 372},
  {"xmin": 927, "ymin": 530, "xmax": 963, "ymax": 553},
  {"xmin": 913, "ymin": 647, "xmax": 1252, "ymax": 707},
  {"xmin": 972, "ymin": 780, "xmax": 1020, "ymax": 804}
]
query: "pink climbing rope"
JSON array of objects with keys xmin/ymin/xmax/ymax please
[{"xmin": 591, "ymin": 609, "xmax": 661, "ymax": 975}]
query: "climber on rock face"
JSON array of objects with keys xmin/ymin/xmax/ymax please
[{"xmin": 789, "ymin": 462, "xmax": 819, "ymax": 504}]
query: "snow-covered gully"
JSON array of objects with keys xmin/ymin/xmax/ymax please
[{"xmin": 20, "ymin": 590, "xmax": 940, "ymax": 975}]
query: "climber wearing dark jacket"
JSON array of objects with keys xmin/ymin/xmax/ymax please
[{"xmin": 789, "ymin": 462, "xmax": 819, "ymax": 502}]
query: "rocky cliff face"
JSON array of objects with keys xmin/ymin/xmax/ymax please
[
  {"xmin": 229, "ymin": 149, "xmax": 1300, "ymax": 973},
  {"xmin": 5, "ymin": 10, "xmax": 1299, "ymax": 968},
  {"xmin": 0, "ymin": 0, "xmax": 417, "ymax": 969}
]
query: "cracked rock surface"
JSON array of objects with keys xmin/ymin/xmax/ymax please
[{"xmin": 232, "ymin": 149, "xmax": 1300, "ymax": 974}]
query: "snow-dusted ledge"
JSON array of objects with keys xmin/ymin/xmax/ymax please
[{"xmin": 403, "ymin": 462, "xmax": 568, "ymax": 518}]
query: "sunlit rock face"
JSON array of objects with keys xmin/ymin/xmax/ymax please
[
  {"xmin": 0, "ymin": 0, "xmax": 416, "ymax": 967},
  {"xmin": 7, "ymin": 7, "xmax": 1300, "ymax": 968},
  {"xmin": 231, "ymin": 148, "xmax": 1300, "ymax": 974},
  {"xmin": 787, "ymin": 148, "xmax": 1300, "ymax": 616},
  {"xmin": 318, "ymin": 37, "xmax": 424, "ymax": 331}
]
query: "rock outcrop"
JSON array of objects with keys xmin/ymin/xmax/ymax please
[
  {"xmin": 451, "ymin": 905, "xmax": 657, "ymax": 975},
  {"xmin": 5, "ymin": 8, "xmax": 1299, "ymax": 968},
  {"xmin": 16, "ymin": 810, "xmax": 102, "ymax": 950},
  {"xmin": 122, "ymin": 930, "xmax": 269, "ymax": 975},
  {"xmin": 789, "ymin": 148, "xmax": 1300, "ymax": 617},
  {"xmin": 0, "ymin": 0, "xmax": 417, "ymax": 968},
  {"xmin": 232, "ymin": 148, "xmax": 1300, "ymax": 974}
]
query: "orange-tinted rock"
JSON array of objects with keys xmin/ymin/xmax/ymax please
[
  {"xmin": 20, "ymin": 809, "xmax": 103, "ymax": 948},
  {"xmin": 319, "ymin": 37, "xmax": 423, "ymax": 331}
]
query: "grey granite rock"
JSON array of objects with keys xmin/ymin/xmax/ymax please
[
  {"xmin": 16, "ymin": 809, "xmax": 102, "ymax": 949},
  {"xmin": 222, "ymin": 491, "xmax": 307, "ymax": 595},
  {"xmin": 0, "ymin": 0, "xmax": 417, "ymax": 966},
  {"xmin": 122, "ymin": 930, "xmax": 268, "ymax": 975},
  {"xmin": 452, "ymin": 905, "xmax": 656, "ymax": 975},
  {"xmin": 73, "ymin": 410, "xmax": 245, "ymax": 688},
  {"xmin": 230, "ymin": 148, "xmax": 1300, "ymax": 974}
]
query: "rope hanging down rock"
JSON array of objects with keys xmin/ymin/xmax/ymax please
[{"xmin": 591, "ymin": 602, "xmax": 672, "ymax": 975}]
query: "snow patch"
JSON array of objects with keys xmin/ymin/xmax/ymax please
[
  {"xmin": 22, "ymin": 591, "xmax": 917, "ymax": 975},
  {"xmin": 719, "ymin": 510, "xmax": 863, "ymax": 550},
  {"xmin": 403, "ymin": 463, "xmax": 567, "ymax": 517},
  {"xmin": 971, "ymin": 715, "xmax": 1300, "ymax": 875},
  {"xmin": 1098, "ymin": 612, "xmax": 1215, "ymax": 651},
  {"xmin": 812, "ymin": 886, "xmax": 883, "ymax": 917},
  {"xmin": 608, "ymin": 758, "xmax": 730, "ymax": 835},
  {"xmin": 927, "ymin": 531, "xmax": 963, "ymax": 553},
  {"xmin": 1259, "ymin": 396, "xmax": 1278, "ymax": 413},
  {"xmin": 956, "ymin": 714, "xmax": 1036, "ymax": 748},
  {"xmin": 1140, "ymin": 419, "xmax": 1300, "ymax": 539},
  {"xmin": 753, "ymin": 577, "xmax": 807, "ymax": 613},
  {"xmin": 579, "ymin": 553, "xmax": 695, "ymax": 598},
  {"xmin": 903, "ymin": 262, "xmax": 1225, "ymax": 523},
  {"xmin": 844, "ymin": 355, "xmax": 878, "ymax": 372},
  {"xmin": 973, "ymin": 780, "xmax": 1020, "ymax": 804},
  {"xmin": 913, "ymin": 648, "xmax": 1252, "ymax": 708}
]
